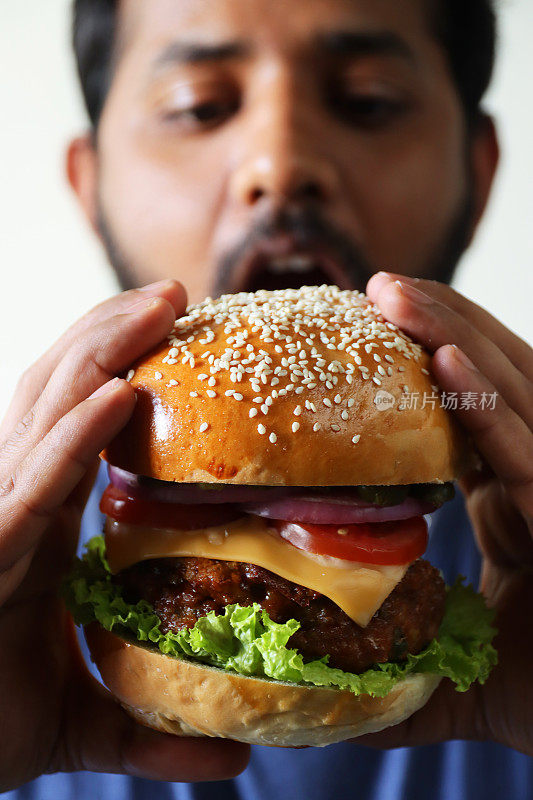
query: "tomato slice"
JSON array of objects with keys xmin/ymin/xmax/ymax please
[
  {"xmin": 274, "ymin": 517, "xmax": 428, "ymax": 565},
  {"xmin": 100, "ymin": 485, "xmax": 242, "ymax": 530}
]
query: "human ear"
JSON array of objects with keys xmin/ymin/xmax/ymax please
[
  {"xmin": 65, "ymin": 133, "xmax": 100, "ymax": 238},
  {"xmin": 466, "ymin": 114, "xmax": 500, "ymax": 243}
]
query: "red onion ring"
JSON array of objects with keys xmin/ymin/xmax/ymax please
[
  {"xmin": 107, "ymin": 465, "xmax": 294, "ymax": 505},
  {"xmin": 107, "ymin": 466, "xmax": 440, "ymax": 518},
  {"xmin": 243, "ymin": 497, "xmax": 438, "ymax": 524}
]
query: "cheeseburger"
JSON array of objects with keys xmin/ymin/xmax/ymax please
[{"xmin": 65, "ymin": 285, "xmax": 497, "ymax": 747}]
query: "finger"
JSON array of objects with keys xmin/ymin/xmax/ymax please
[
  {"xmin": 0, "ymin": 279, "xmax": 186, "ymax": 438},
  {"xmin": 349, "ymin": 674, "xmax": 483, "ymax": 750},
  {"xmin": 49, "ymin": 615, "xmax": 251, "ymax": 782},
  {"xmin": 432, "ymin": 344, "xmax": 533, "ymax": 526},
  {"xmin": 0, "ymin": 378, "xmax": 135, "ymax": 581},
  {"xmin": 0, "ymin": 294, "xmax": 179, "ymax": 473},
  {"xmin": 366, "ymin": 277, "xmax": 533, "ymax": 430},
  {"xmin": 367, "ymin": 272, "xmax": 533, "ymax": 382}
]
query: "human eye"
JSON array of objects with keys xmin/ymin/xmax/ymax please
[
  {"xmin": 162, "ymin": 98, "xmax": 240, "ymax": 129},
  {"xmin": 332, "ymin": 91, "xmax": 408, "ymax": 129},
  {"xmin": 327, "ymin": 75, "xmax": 412, "ymax": 130},
  {"xmin": 157, "ymin": 83, "xmax": 240, "ymax": 132}
]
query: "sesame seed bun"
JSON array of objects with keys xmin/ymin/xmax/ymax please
[
  {"xmin": 84, "ymin": 622, "xmax": 442, "ymax": 747},
  {"xmin": 104, "ymin": 285, "xmax": 477, "ymax": 485}
]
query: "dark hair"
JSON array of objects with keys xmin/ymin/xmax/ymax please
[
  {"xmin": 72, "ymin": 0, "xmax": 118, "ymax": 132},
  {"xmin": 72, "ymin": 0, "xmax": 496, "ymax": 132}
]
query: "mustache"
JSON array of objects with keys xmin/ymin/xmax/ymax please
[{"xmin": 213, "ymin": 205, "xmax": 373, "ymax": 296}]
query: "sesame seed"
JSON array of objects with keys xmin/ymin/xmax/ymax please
[
  {"xmin": 164, "ymin": 287, "xmax": 422, "ymax": 441},
  {"xmin": 233, "ymin": 392, "xmax": 244, "ymax": 401},
  {"xmin": 323, "ymin": 398, "xmax": 332, "ymax": 407},
  {"xmin": 352, "ymin": 434, "xmax": 360, "ymax": 444},
  {"xmin": 341, "ymin": 410, "xmax": 349, "ymax": 420},
  {"xmin": 334, "ymin": 394, "xmax": 341, "ymax": 404},
  {"xmin": 269, "ymin": 432, "xmax": 277, "ymax": 444},
  {"xmin": 126, "ymin": 370, "xmax": 135, "ymax": 382},
  {"xmin": 421, "ymin": 367, "xmax": 430, "ymax": 375},
  {"xmin": 331, "ymin": 424, "xmax": 340, "ymax": 431},
  {"xmin": 294, "ymin": 405, "xmax": 302, "ymax": 416},
  {"xmin": 206, "ymin": 390, "xmax": 217, "ymax": 398},
  {"xmin": 257, "ymin": 424, "xmax": 266, "ymax": 435},
  {"xmin": 292, "ymin": 421, "xmax": 300, "ymax": 432},
  {"xmin": 249, "ymin": 408, "xmax": 258, "ymax": 418},
  {"xmin": 199, "ymin": 422, "xmax": 209, "ymax": 433},
  {"xmin": 313, "ymin": 422, "xmax": 322, "ymax": 432},
  {"xmin": 154, "ymin": 371, "xmax": 163, "ymax": 380},
  {"xmin": 189, "ymin": 391, "xmax": 198, "ymax": 397},
  {"xmin": 347, "ymin": 398, "xmax": 355, "ymax": 408}
]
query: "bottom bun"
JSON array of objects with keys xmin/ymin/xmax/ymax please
[{"xmin": 84, "ymin": 622, "xmax": 441, "ymax": 748}]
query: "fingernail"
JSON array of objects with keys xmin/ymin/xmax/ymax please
[
  {"xmin": 395, "ymin": 280, "xmax": 433, "ymax": 305},
  {"xmin": 125, "ymin": 296, "xmax": 162, "ymax": 314},
  {"xmin": 451, "ymin": 344, "xmax": 478, "ymax": 371},
  {"xmin": 375, "ymin": 271, "xmax": 394, "ymax": 281},
  {"xmin": 138, "ymin": 279, "xmax": 175, "ymax": 293},
  {"xmin": 89, "ymin": 377, "xmax": 122, "ymax": 399}
]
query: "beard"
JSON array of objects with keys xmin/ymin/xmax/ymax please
[{"xmin": 95, "ymin": 183, "xmax": 475, "ymax": 297}]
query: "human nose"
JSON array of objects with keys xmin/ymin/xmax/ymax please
[{"xmin": 229, "ymin": 69, "xmax": 340, "ymax": 207}]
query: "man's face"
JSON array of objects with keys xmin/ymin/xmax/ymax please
[{"xmin": 95, "ymin": 0, "xmax": 472, "ymax": 301}]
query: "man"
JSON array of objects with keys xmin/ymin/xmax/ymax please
[{"xmin": 0, "ymin": 0, "xmax": 532, "ymax": 797}]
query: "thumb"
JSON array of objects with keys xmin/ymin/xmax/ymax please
[
  {"xmin": 49, "ymin": 613, "xmax": 251, "ymax": 782},
  {"xmin": 349, "ymin": 677, "xmax": 483, "ymax": 750}
]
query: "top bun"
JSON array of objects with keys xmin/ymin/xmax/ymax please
[{"xmin": 104, "ymin": 285, "xmax": 477, "ymax": 486}]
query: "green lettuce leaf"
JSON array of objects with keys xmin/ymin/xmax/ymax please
[{"xmin": 62, "ymin": 536, "xmax": 498, "ymax": 698}]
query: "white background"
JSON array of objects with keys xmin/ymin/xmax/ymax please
[{"xmin": 0, "ymin": 0, "xmax": 532, "ymax": 419}]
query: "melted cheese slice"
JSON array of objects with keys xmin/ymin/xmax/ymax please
[{"xmin": 105, "ymin": 516, "xmax": 409, "ymax": 628}]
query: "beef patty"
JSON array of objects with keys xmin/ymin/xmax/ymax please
[{"xmin": 113, "ymin": 556, "xmax": 446, "ymax": 673}]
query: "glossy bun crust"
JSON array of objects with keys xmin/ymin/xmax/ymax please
[
  {"xmin": 104, "ymin": 286, "xmax": 478, "ymax": 485},
  {"xmin": 85, "ymin": 622, "xmax": 442, "ymax": 747}
]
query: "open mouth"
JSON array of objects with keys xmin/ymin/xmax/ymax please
[
  {"xmin": 237, "ymin": 248, "xmax": 354, "ymax": 293},
  {"xmin": 245, "ymin": 255, "xmax": 337, "ymax": 291}
]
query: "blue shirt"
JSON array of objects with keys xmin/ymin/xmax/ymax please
[{"xmin": 4, "ymin": 464, "xmax": 532, "ymax": 799}]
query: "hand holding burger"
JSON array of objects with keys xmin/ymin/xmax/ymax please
[
  {"xmin": 1, "ymin": 276, "xmax": 531, "ymax": 794},
  {"xmin": 355, "ymin": 272, "xmax": 533, "ymax": 753},
  {"xmin": 65, "ymin": 284, "xmax": 500, "ymax": 747},
  {"xmin": 0, "ymin": 281, "xmax": 250, "ymax": 792}
]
